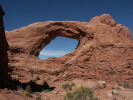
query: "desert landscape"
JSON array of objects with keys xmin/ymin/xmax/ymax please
[{"xmin": 0, "ymin": 5, "xmax": 133, "ymax": 100}]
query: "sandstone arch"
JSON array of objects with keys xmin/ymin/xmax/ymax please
[
  {"xmin": 6, "ymin": 14, "xmax": 133, "ymax": 82},
  {"xmin": 7, "ymin": 21, "xmax": 88, "ymax": 56}
]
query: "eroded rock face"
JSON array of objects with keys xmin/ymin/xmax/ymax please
[
  {"xmin": 6, "ymin": 14, "xmax": 133, "ymax": 82},
  {"xmin": 0, "ymin": 5, "xmax": 9, "ymax": 85}
]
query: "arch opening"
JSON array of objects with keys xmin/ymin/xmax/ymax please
[{"xmin": 38, "ymin": 36, "xmax": 79, "ymax": 59}]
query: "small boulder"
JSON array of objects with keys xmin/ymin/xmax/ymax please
[
  {"xmin": 94, "ymin": 81, "xmax": 106, "ymax": 90},
  {"xmin": 112, "ymin": 90, "xmax": 119, "ymax": 95}
]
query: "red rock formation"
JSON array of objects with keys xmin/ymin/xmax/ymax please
[
  {"xmin": 0, "ymin": 5, "xmax": 9, "ymax": 86},
  {"xmin": 6, "ymin": 14, "xmax": 133, "ymax": 83}
]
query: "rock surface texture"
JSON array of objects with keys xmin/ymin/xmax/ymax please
[
  {"xmin": 6, "ymin": 14, "xmax": 133, "ymax": 83},
  {"xmin": 0, "ymin": 5, "xmax": 9, "ymax": 86}
]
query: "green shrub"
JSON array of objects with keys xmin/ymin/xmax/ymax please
[
  {"xmin": 112, "ymin": 97, "xmax": 118, "ymax": 100},
  {"xmin": 65, "ymin": 92, "xmax": 74, "ymax": 99},
  {"xmin": 53, "ymin": 71, "xmax": 60, "ymax": 76},
  {"xmin": 71, "ymin": 83, "xmax": 75, "ymax": 87},
  {"xmin": 25, "ymin": 85, "xmax": 32, "ymax": 97},
  {"xmin": 62, "ymin": 83, "xmax": 75, "ymax": 91},
  {"xmin": 42, "ymin": 89, "xmax": 51, "ymax": 92},
  {"xmin": 46, "ymin": 76, "xmax": 51, "ymax": 82},
  {"xmin": 36, "ymin": 77, "xmax": 40, "ymax": 81},
  {"xmin": 25, "ymin": 85, "xmax": 32, "ymax": 93},
  {"xmin": 46, "ymin": 98, "xmax": 52, "ymax": 100},
  {"xmin": 25, "ymin": 92, "xmax": 32, "ymax": 97},
  {"xmin": 36, "ymin": 92, "xmax": 41, "ymax": 100},
  {"xmin": 63, "ymin": 86, "xmax": 99, "ymax": 100},
  {"xmin": 62, "ymin": 83, "xmax": 71, "ymax": 90},
  {"xmin": 118, "ymin": 82, "xmax": 123, "ymax": 86},
  {"xmin": 118, "ymin": 82, "xmax": 133, "ymax": 89}
]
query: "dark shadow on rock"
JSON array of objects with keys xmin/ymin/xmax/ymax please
[
  {"xmin": 0, "ymin": 76, "xmax": 55, "ymax": 92},
  {"xmin": 0, "ymin": 5, "xmax": 10, "ymax": 86}
]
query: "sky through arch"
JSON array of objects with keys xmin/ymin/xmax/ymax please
[{"xmin": 38, "ymin": 36, "xmax": 79, "ymax": 59}]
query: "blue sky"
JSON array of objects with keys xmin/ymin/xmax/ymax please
[
  {"xmin": 1, "ymin": 0, "xmax": 133, "ymax": 59},
  {"xmin": 38, "ymin": 37, "xmax": 78, "ymax": 59}
]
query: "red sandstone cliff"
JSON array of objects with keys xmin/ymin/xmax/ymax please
[{"xmin": 6, "ymin": 14, "xmax": 133, "ymax": 83}]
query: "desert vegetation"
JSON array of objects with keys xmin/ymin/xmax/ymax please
[
  {"xmin": 25, "ymin": 85, "xmax": 32, "ymax": 97},
  {"xmin": 63, "ymin": 86, "xmax": 99, "ymax": 100},
  {"xmin": 62, "ymin": 83, "xmax": 75, "ymax": 91},
  {"xmin": 36, "ymin": 76, "xmax": 40, "ymax": 81},
  {"xmin": 35, "ymin": 92, "xmax": 42, "ymax": 100},
  {"xmin": 111, "ymin": 97, "xmax": 118, "ymax": 100},
  {"xmin": 118, "ymin": 82, "xmax": 133, "ymax": 89}
]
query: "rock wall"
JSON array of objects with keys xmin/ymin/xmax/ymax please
[
  {"xmin": 6, "ymin": 14, "xmax": 133, "ymax": 82},
  {"xmin": 0, "ymin": 5, "xmax": 9, "ymax": 85}
]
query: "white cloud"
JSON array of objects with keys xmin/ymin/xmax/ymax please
[{"xmin": 39, "ymin": 49, "xmax": 69, "ymax": 57}]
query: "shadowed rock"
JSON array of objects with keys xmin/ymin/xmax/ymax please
[{"xmin": 0, "ymin": 5, "xmax": 9, "ymax": 86}]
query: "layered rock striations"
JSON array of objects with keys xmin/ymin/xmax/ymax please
[{"xmin": 6, "ymin": 14, "xmax": 133, "ymax": 82}]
